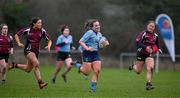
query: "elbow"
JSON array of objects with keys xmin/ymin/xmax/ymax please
[
  {"xmin": 14, "ymin": 34, "xmax": 17, "ymax": 38},
  {"xmin": 79, "ymin": 41, "xmax": 82, "ymax": 45},
  {"xmin": 49, "ymin": 40, "xmax": 52, "ymax": 44}
]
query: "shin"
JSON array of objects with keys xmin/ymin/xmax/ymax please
[{"xmin": 146, "ymin": 57, "xmax": 154, "ymax": 83}]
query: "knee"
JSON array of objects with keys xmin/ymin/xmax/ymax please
[
  {"xmin": 33, "ymin": 61, "xmax": 40, "ymax": 68},
  {"xmin": 25, "ymin": 69, "xmax": 32, "ymax": 73},
  {"xmin": 134, "ymin": 69, "xmax": 142, "ymax": 74},
  {"xmin": 26, "ymin": 70, "xmax": 31, "ymax": 73},
  {"xmin": 2, "ymin": 67, "xmax": 6, "ymax": 74},
  {"xmin": 34, "ymin": 65, "xmax": 40, "ymax": 70},
  {"xmin": 1, "ymin": 64, "xmax": 6, "ymax": 69},
  {"xmin": 94, "ymin": 69, "xmax": 100, "ymax": 75},
  {"xmin": 147, "ymin": 67, "xmax": 154, "ymax": 73},
  {"xmin": 25, "ymin": 66, "xmax": 33, "ymax": 73}
]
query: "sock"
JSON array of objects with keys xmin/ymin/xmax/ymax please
[
  {"xmin": 90, "ymin": 81, "xmax": 97, "ymax": 90},
  {"xmin": 38, "ymin": 80, "xmax": 43, "ymax": 84},
  {"xmin": 75, "ymin": 63, "xmax": 81, "ymax": 69}
]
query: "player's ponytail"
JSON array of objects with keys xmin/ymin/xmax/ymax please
[{"xmin": 84, "ymin": 19, "xmax": 99, "ymax": 31}]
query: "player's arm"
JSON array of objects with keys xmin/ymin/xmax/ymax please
[
  {"xmin": 70, "ymin": 43, "xmax": 76, "ymax": 50},
  {"xmin": 79, "ymin": 32, "xmax": 93, "ymax": 51},
  {"xmin": 15, "ymin": 34, "xmax": 24, "ymax": 47},
  {"xmin": 56, "ymin": 42, "xmax": 66, "ymax": 47},
  {"xmin": 43, "ymin": 30, "xmax": 52, "ymax": 51},
  {"xmin": 136, "ymin": 32, "xmax": 152, "ymax": 53},
  {"xmin": 15, "ymin": 28, "xmax": 28, "ymax": 47},
  {"xmin": 79, "ymin": 41, "xmax": 93, "ymax": 51},
  {"xmin": 70, "ymin": 36, "xmax": 76, "ymax": 50},
  {"xmin": 137, "ymin": 39, "xmax": 152, "ymax": 53},
  {"xmin": 9, "ymin": 35, "xmax": 14, "ymax": 54},
  {"xmin": 45, "ymin": 40, "xmax": 52, "ymax": 52},
  {"xmin": 136, "ymin": 32, "xmax": 147, "ymax": 49},
  {"xmin": 137, "ymin": 38, "xmax": 147, "ymax": 49},
  {"xmin": 56, "ymin": 36, "xmax": 66, "ymax": 47},
  {"xmin": 155, "ymin": 36, "xmax": 163, "ymax": 54}
]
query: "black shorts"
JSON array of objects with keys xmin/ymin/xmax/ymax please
[
  {"xmin": 0, "ymin": 53, "xmax": 9, "ymax": 63},
  {"xmin": 57, "ymin": 51, "xmax": 71, "ymax": 61},
  {"xmin": 82, "ymin": 51, "xmax": 101, "ymax": 62},
  {"xmin": 24, "ymin": 50, "xmax": 39, "ymax": 58},
  {"xmin": 136, "ymin": 52, "xmax": 150, "ymax": 61}
]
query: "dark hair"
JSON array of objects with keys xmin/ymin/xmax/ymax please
[
  {"xmin": 30, "ymin": 17, "xmax": 41, "ymax": 27},
  {"xmin": 0, "ymin": 24, "xmax": 7, "ymax": 30},
  {"xmin": 84, "ymin": 19, "xmax": 99, "ymax": 30},
  {"xmin": 59, "ymin": 25, "xmax": 69, "ymax": 33},
  {"xmin": 147, "ymin": 20, "xmax": 156, "ymax": 26}
]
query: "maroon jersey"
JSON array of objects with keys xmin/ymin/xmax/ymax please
[
  {"xmin": 0, "ymin": 34, "xmax": 13, "ymax": 54},
  {"xmin": 16, "ymin": 27, "xmax": 50, "ymax": 55},
  {"xmin": 136, "ymin": 31, "xmax": 159, "ymax": 55}
]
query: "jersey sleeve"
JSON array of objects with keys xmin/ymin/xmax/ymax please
[
  {"xmin": 56, "ymin": 36, "xmax": 66, "ymax": 47},
  {"xmin": 79, "ymin": 31, "xmax": 93, "ymax": 43},
  {"xmin": 136, "ymin": 32, "xmax": 147, "ymax": 49},
  {"xmin": 69, "ymin": 35, "xmax": 74, "ymax": 48},
  {"xmin": 16, "ymin": 28, "xmax": 29, "ymax": 37},
  {"xmin": 155, "ymin": 35, "xmax": 160, "ymax": 49},
  {"xmin": 69, "ymin": 35, "xmax": 73, "ymax": 44},
  {"xmin": 42, "ymin": 28, "xmax": 51, "ymax": 41},
  {"xmin": 9, "ymin": 35, "xmax": 13, "ymax": 48}
]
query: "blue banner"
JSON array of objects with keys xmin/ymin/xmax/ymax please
[{"xmin": 155, "ymin": 14, "xmax": 175, "ymax": 62}]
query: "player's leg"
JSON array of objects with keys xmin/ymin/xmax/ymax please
[
  {"xmin": 13, "ymin": 61, "xmax": 34, "ymax": 73},
  {"xmin": 61, "ymin": 58, "xmax": 73, "ymax": 82},
  {"xmin": 1, "ymin": 54, "xmax": 10, "ymax": 84},
  {"xmin": 28, "ymin": 52, "xmax": 47, "ymax": 89},
  {"xmin": 90, "ymin": 60, "xmax": 101, "ymax": 92},
  {"xmin": 0, "ymin": 59, "xmax": 7, "ymax": 84},
  {"xmin": 79, "ymin": 62, "xmax": 92, "ymax": 76},
  {"xmin": 51, "ymin": 60, "xmax": 63, "ymax": 84},
  {"xmin": 129, "ymin": 53, "xmax": 145, "ymax": 74},
  {"xmin": 8, "ymin": 54, "xmax": 34, "ymax": 73},
  {"xmin": 79, "ymin": 51, "xmax": 92, "ymax": 76},
  {"xmin": 145, "ymin": 57, "xmax": 154, "ymax": 90},
  {"xmin": 132, "ymin": 60, "xmax": 144, "ymax": 74},
  {"xmin": 52, "ymin": 51, "xmax": 65, "ymax": 84}
]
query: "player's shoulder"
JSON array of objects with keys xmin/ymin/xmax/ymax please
[
  {"xmin": 21, "ymin": 27, "xmax": 31, "ymax": 32},
  {"xmin": 154, "ymin": 33, "xmax": 158, "ymax": 37},
  {"xmin": 97, "ymin": 32, "xmax": 102, "ymax": 36},
  {"xmin": 86, "ymin": 30, "xmax": 94, "ymax": 34},
  {"xmin": 68, "ymin": 35, "xmax": 72, "ymax": 38},
  {"xmin": 41, "ymin": 28, "xmax": 46, "ymax": 32},
  {"xmin": 58, "ymin": 34, "xmax": 63, "ymax": 38},
  {"xmin": 140, "ymin": 30, "xmax": 146, "ymax": 34},
  {"xmin": 8, "ymin": 34, "xmax": 13, "ymax": 39}
]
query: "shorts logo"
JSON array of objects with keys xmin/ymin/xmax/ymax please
[{"xmin": 137, "ymin": 57, "xmax": 142, "ymax": 60}]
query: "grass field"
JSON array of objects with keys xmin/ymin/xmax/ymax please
[{"xmin": 0, "ymin": 65, "xmax": 180, "ymax": 97}]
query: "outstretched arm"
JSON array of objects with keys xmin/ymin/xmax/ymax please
[
  {"xmin": 79, "ymin": 41, "xmax": 93, "ymax": 51},
  {"xmin": 45, "ymin": 40, "xmax": 52, "ymax": 52},
  {"xmin": 15, "ymin": 34, "xmax": 24, "ymax": 47}
]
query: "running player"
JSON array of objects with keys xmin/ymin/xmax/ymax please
[
  {"xmin": 0, "ymin": 24, "xmax": 13, "ymax": 84},
  {"xmin": 51, "ymin": 25, "xmax": 75, "ymax": 83},
  {"xmin": 129, "ymin": 20, "xmax": 161, "ymax": 90},
  {"xmin": 8, "ymin": 17, "xmax": 52, "ymax": 89},
  {"xmin": 77, "ymin": 19, "xmax": 106, "ymax": 92}
]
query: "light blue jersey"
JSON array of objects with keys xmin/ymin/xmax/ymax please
[
  {"xmin": 79, "ymin": 30, "xmax": 102, "ymax": 51},
  {"xmin": 56, "ymin": 35, "xmax": 72, "ymax": 52}
]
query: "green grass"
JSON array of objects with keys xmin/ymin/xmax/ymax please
[{"xmin": 0, "ymin": 65, "xmax": 180, "ymax": 97}]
